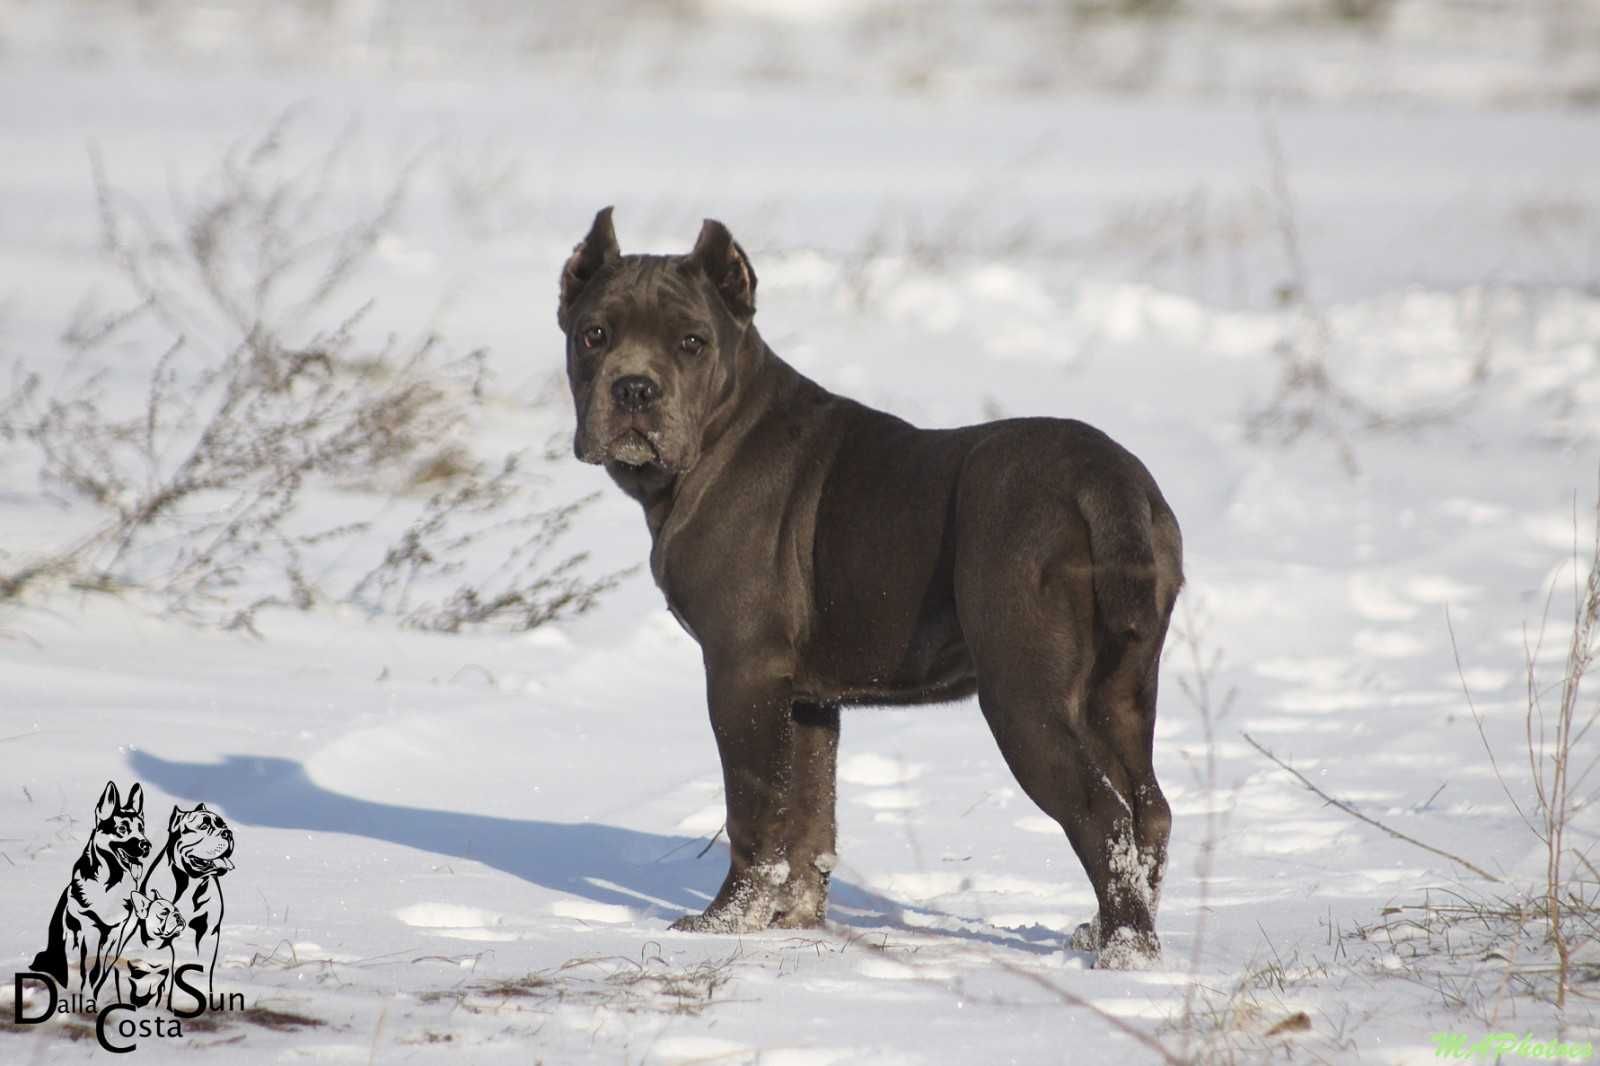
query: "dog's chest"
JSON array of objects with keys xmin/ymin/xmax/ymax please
[
  {"xmin": 649, "ymin": 493, "xmax": 804, "ymax": 653},
  {"xmin": 663, "ymin": 601, "xmax": 700, "ymax": 643},
  {"xmin": 649, "ymin": 535, "xmax": 717, "ymax": 647},
  {"xmin": 72, "ymin": 869, "xmax": 138, "ymax": 923}
]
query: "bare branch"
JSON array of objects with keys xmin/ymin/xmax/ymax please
[{"xmin": 1241, "ymin": 732, "xmax": 1500, "ymax": 883}]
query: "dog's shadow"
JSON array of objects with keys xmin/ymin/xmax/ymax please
[{"xmin": 129, "ymin": 752, "xmax": 1060, "ymax": 955}]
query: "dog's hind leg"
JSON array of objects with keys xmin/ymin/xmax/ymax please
[
  {"xmin": 1066, "ymin": 623, "xmax": 1174, "ymax": 968},
  {"xmin": 954, "ymin": 483, "xmax": 1172, "ymax": 968},
  {"xmin": 969, "ymin": 645, "xmax": 1165, "ymax": 968},
  {"xmin": 1093, "ymin": 504, "xmax": 1182, "ymax": 940}
]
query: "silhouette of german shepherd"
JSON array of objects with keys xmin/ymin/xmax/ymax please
[{"xmin": 32, "ymin": 782, "xmax": 151, "ymax": 995}]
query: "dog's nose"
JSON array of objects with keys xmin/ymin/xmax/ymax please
[{"xmin": 611, "ymin": 375, "xmax": 662, "ymax": 413}]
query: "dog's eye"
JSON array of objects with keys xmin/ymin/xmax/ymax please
[
  {"xmin": 679, "ymin": 334, "xmax": 706, "ymax": 355},
  {"xmin": 581, "ymin": 326, "xmax": 607, "ymax": 351}
]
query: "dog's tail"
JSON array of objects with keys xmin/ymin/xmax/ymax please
[
  {"xmin": 1077, "ymin": 480, "xmax": 1174, "ymax": 644},
  {"xmin": 29, "ymin": 947, "xmax": 67, "ymax": 986},
  {"xmin": 30, "ymin": 891, "xmax": 71, "ymax": 986}
]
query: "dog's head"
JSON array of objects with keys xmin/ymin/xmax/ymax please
[
  {"xmin": 164, "ymin": 803, "xmax": 235, "ymax": 878},
  {"xmin": 90, "ymin": 781, "xmax": 151, "ymax": 871},
  {"xmin": 127, "ymin": 889, "xmax": 185, "ymax": 944},
  {"xmin": 557, "ymin": 207, "xmax": 759, "ymax": 477}
]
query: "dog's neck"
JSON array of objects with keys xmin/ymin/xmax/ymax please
[{"xmin": 608, "ymin": 327, "xmax": 805, "ymax": 538}]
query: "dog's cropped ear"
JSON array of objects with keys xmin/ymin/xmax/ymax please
[
  {"xmin": 558, "ymin": 206, "xmax": 620, "ymax": 332},
  {"xmin": 689, "ymin": 219, "xmax": 757, "ymax": 320},
  {"xmin": 96, "ymin": 781, "xmax": 120, "ymax": 822},
  {"xmin": 169, "ymin": 805, "xmax": 186, "ymax": 832},
  {"xmin": 126, "ymin": 783, "xmax": 144, "ymax": 816},
  {"xmin": 194, "ymin": 802, "xmax": 210, "ymax": 812},
  {"xmin": 128, "ymin": 891, "xmax": 152, "ymax": 920}
]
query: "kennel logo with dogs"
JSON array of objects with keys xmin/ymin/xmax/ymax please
[{"xmin": 11, "ymin": 780, "xmax": 245, "ymax": 1053}]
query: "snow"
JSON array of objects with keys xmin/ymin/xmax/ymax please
[{"xmin": 3, "ymin": 3, "xmax": 1600, "ymax": 1063}]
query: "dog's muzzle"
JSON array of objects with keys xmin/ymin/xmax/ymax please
[
  {"xmin": 611, "ymin": 374, "xmax": 661, "ymax": 413},
  {"xmin": 179, "ymin": 829, "xmax": 235, "ymax": 874},
  {"xmin": 605, "ymin": 429, "xmax": 661, "ymax": 467}
]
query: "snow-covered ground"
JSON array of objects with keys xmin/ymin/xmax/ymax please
[{"xmin": 3, "ymin": 5, "xmax": 1600, "ymax": 1063}]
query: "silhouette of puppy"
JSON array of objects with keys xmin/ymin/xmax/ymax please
[
  {"xmin": 106, "ymin": 889, "xmax": 185, "ymax": 1007},
  {"xmin": 142, "ymin": 802, "xmax": 234, "ymax": 1002},
  {"xmin": 32, "ymin": 782, "xmax": 152, "ymax": 995}
]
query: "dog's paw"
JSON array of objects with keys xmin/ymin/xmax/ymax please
[
  {"xmin": 768, "ymin": 869, "xmax": 828, "ymax": 929},
  {"xmin": 668, "ymin": 908, "xmax": 767, "ymax": 934},
  {"xmin": 1069, "ymin": 914, "xmax": 1100, "ymax": 953},
  {"xmin": 668, "ymin": 912, "xmax": 715, "ymax": 933},
  {"xmin": 671, "ymin": 862, "xmax": 799, "ymax": 933},
  {"xmin": 767, "ymin": 906, "xmax": 826, "ymax": 930},
  {"xmin": 1092, "ymin": 926, "xmax": 1161, "ymax": 970}
]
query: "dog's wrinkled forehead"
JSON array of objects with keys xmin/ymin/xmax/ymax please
[
  {"xmin": 577, "ymin": 255, "xmax": 717, "ymax": 328},
  {"xmin": 175, "ymin": 805, "xmax": 228, "ymax": 833}
]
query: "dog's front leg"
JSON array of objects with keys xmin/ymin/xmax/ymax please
[
  {"xmin": 93, "ymin": 933, "xmax": 123, "ymax": 999},
  {"xmin": 671, "ymin": 661, "xmax": 800, "ymax": 933},
  {"xmin": 83, "ymin": 930, "xmax": 111, "ymax": 997},
  {"xmin": 768, "ymin": 701, "xmax": 839, "ymax": 929}
]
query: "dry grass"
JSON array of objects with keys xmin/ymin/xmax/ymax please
[
  {"xmin": 1247, "ymin": 474, "xmax": 1600, "ymax": 1020},
  {"xmin": 418, "ymin": 945, "xmax": 741, "ymax": 1019},
  {"xmin": 1348, "ymin": 885, "xmax": 1599, "ymax": 1022},
  {"xmin": 1240, "ymin": 112, "xmax": 1464, "ymax": 475},
  {"xmin": 0, "ymin": 116, "xmax": 621, "ymax": 634},
  {"xmin": 1164, "ymin": 949, "xmax": 1353, "ymax": 1066},
  {"xmin": 1525, "ymin": 485, "xmax": 1600, "ymax": 1009},
  {"xmin": 349, "ymin": 456, "xmax": 628, "ymax": 634},
  {"xmin": 1387, "ymin": 476, "xmax": 1600, "ymax": 1017}
]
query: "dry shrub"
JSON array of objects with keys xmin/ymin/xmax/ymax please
[
  {"xmin": 349, "ymin": 456, "xmax": 624, "ymax": 633},
  {"xmin": 1341, "ymin": 480, "xmax": 1600, "ymax": 1020},
  {"xmin": 0, "ymin": 116, "xmax": 620, "ymax": 634}
]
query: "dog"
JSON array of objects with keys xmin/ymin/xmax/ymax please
[
  {"xmin": 556, "ymin": 208, "xmax": 1184, "ymax": 968},
  {"xmin": 105, "ymin": 889, "xmax": 186, "ymax": 1008},
  {"xmin": 141, "ymin": 802, "xmax": 234, "ymax": 1002},
  {"xmin": 32, "ymin": 781, "xmax": 152, "ymax": 994}
]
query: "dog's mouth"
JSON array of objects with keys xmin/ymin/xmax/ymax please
[
  {"xmin": 605, "ymin": 428, "xmax": 661, "ymax": 468},
  {"xmin": 577, "ymin": 413, "xmax": 680, "ymax": 472},
  {"xmin": 184, "ymin": 853, "xmax": 235, "ymax": 876},
  {"xmin": 115, "ymin": 838, "xmax": 152, "ymax": 861},
  {"xmin": 178, "ymin": 833, "xmax": 235, "ymax": 875}
]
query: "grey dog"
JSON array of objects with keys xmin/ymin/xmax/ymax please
[{"xmin": 557, "ymin": 208, "xmax": 1183, "ymax": 968}]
